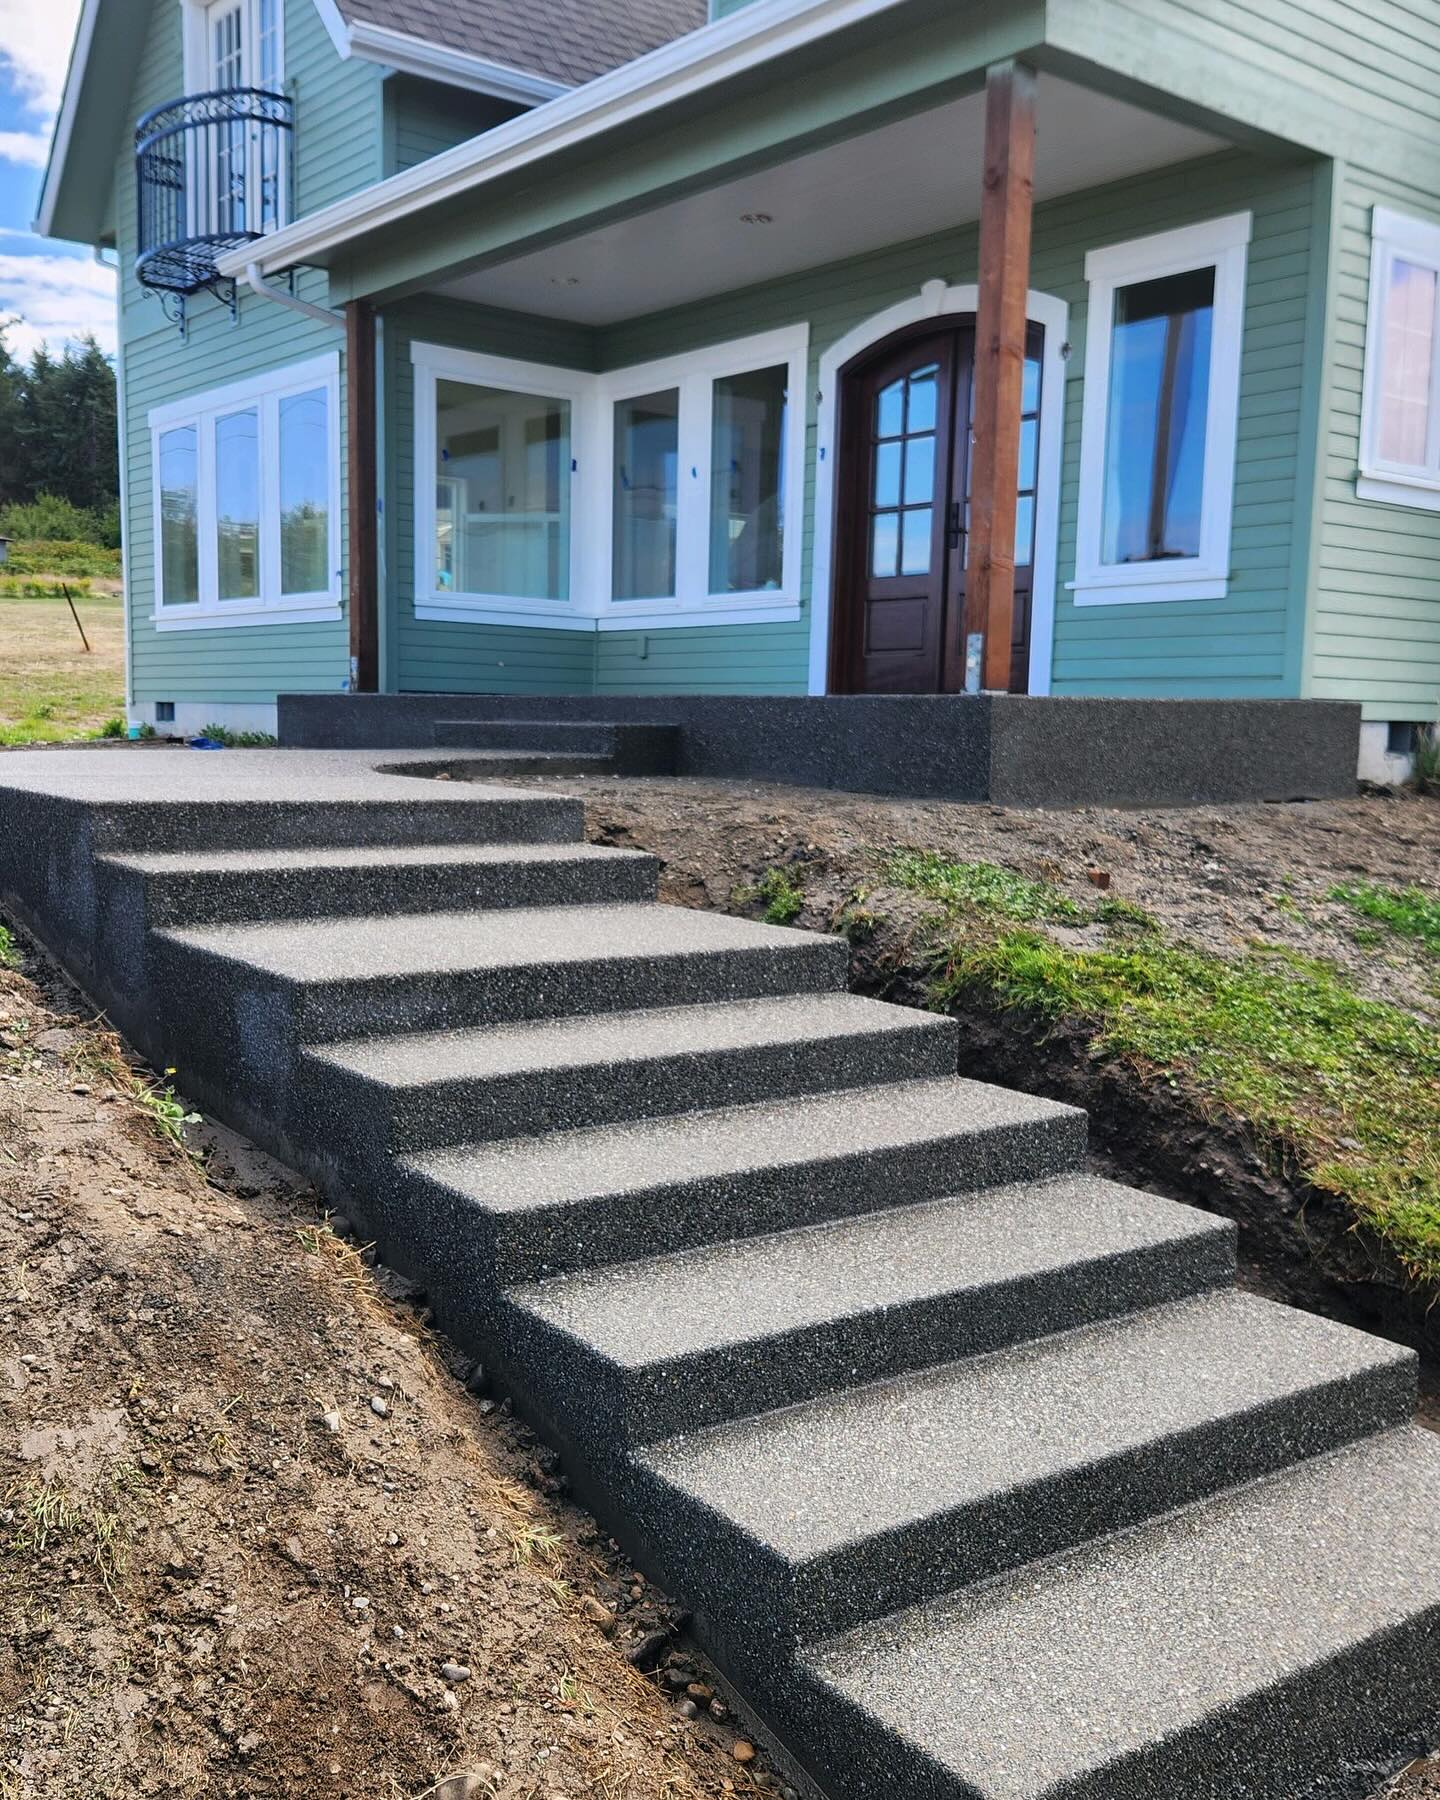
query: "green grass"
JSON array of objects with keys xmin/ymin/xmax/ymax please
[
  {"xmin": 0, "ymin": 924, "xmax": 16, "ymax": 968},
  {"xmin": 1330, "ymin": 882, "xmax": 1440, "ymax": 958},
  {"xmin": 0, "ymin": 587, "xmax": 125, "ymax": 743},
  {"xmin": 734, "ymin": 865, "xmax": 805, "ymax": 925},
  {"xmin": 892, "ymin": 850, "xmax": 1440, "ymax": 1284},
  {"xmin": 200, "ymin": 722, "xmax": 278, "ymax": 748}
]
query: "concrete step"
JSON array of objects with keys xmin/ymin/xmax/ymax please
[
  {"xmin": 400, "ymin": 1075, "xmax": 1086, "ymax": 1285},
  {"xmin": 433, "ymin": 719, "xmax": 680, "ymax": 773},
  {"xmin": 501, "ymin": 1175, "xmax": 1237, "ymax": 1451},
  {"xmin": 144, "ymin": 903, "xmax": 849, "ymax": 1137},
  {"xmin": 304, "ymin": 991, "xmax": 957, "ymax": 1151},
  {"xmin": 98, "ymin": 841, "xmax": 660, "ymax": 927},
  {"xmin": 419, "ymin": 751, "xmax": 620, "ymax": 778},
  {"xmin": 155, "ymin": 900, "xmax": 847, "ymax": 1045},
  {"xmin": 795, "ymin": 1425, "xmax": 1440, "ymax": 1800},
  {"xmin": 633, "ymin": 1289, "xmax": 1416, "ymax": 1654}
]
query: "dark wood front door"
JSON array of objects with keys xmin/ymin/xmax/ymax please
[{"xmin": 832, "ymin": 317, "xmax": 1042, "ymax": 695}]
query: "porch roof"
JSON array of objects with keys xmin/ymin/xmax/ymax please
[{"xmin": 217, "ymin": 0, "xmax": 1380, "ymax": 310}]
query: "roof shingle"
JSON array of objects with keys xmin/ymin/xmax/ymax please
[{"xmin": 339, "ymin": 0, "xmax": 710, "ymax": 88}]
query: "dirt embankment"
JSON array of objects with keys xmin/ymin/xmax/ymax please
[
  {"xmin": 0, "ymin": 937, "xmax": 796, "ymax": 1800},
  {"xmin": 502, "ymin": 772, "xmax": 1440, "ymax": 1367}
]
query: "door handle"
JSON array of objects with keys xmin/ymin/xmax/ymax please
[{"xmin": 947, "ymin": 502, "xmax": 964, "ymax": 550}]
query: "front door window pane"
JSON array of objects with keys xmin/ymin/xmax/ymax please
[
  {"xmin": 158, "ymin": 425, "xmax": 199, "ymax": 605},
  {"xmin": 1379, "ymin": 258, "xmax": 1437, "ymax": 466},
  {"xmin": 279, "ymin": 387, "xmax": 330, "ymax": 595},
  {"xmin": 613, "ymin": 388, "xmax": 678, "ymax": 601},
  {"xmin": 870, "ymin": 361, "xmax": 940, "ymax": 579},
  {"xmin": 1101, "ymin": 266, "xmax": 1214, "ymax": 565},
  {"xmin": 215, "ymin": 407, "xmax": 260, "ymax": 599},
  {"xmin": 437, "ymin": 379, "xmax": 571, "ymax": 602},
  {"xmin": 709, "ymin": 364, "xmax": 787, "ymax": 594}
]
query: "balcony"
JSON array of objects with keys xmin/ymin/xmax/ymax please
[{"xmin": 135, "ymin": 87, "xmax": 292, "ymax": 301}]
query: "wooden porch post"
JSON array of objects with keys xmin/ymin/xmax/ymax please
[
  {"xmin": 345, "ymin": 298, "xmax": 379, "ymax": 694},
  {"xmin": 964, "ymin": 59, "xmax": 1037, "ymax": 693}
]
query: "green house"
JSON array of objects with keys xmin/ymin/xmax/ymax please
[{"xmin": 38, "ymin": 0, "xmax": 1440, "ymax": 780}]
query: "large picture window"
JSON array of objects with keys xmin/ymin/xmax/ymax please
[
  {"xmin": 411, "ymin": 326, "xmax": 807, "ymax": 629},
  {"xmin": 1358, "ymin": 207, "xmax": 1440, "ymax": 512},
  {"xmin": 1072, "ymin": 213, "xmax": 1250, "ymax": 605},
  {"xmin": 149, "ymin": 353, "xmax": 340, "ymax": 627}
]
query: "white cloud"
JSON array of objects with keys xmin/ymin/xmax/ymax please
[
  {"xmin": 0, "ymin": 129, "xmax": 51, "ymax": 168},
  {"xmin": 0, "ymin": 244, "xmax": 115, "ymax": 359},
  {"xmin": 0, "ymin": 0, "xmax": 84, "ymax": 117}
]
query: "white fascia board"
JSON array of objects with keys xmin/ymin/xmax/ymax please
[
  {"xmin": 346, "ymin": 21, "xmax": 570, "ymax": 102},
  {"xmin": 216, "ymin": 0, "xmax": 915, "ymax": 280},
  {"xmin": 33, "ymin": 0, "xmax": 103, "ymax": 238}
]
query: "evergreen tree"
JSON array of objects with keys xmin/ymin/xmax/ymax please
[{"xmin": 0, "ymin": 325, "xmax": 118, "ymax": 518}]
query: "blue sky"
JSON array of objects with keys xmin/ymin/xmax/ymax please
[{"xmin": 0, "ymin": 0, "xmax": 118, "ymax": 362}]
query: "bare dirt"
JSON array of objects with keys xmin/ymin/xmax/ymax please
[{"xmin": 0, "ymin": 934, "xmax": 799, "ymax": 1800}]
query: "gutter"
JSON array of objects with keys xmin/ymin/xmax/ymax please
[
  {"xmin": 242, "ymin": 263, "xmax": 346, "ymax": 327},
  {"xmin": 215, "ymin": 0, "xmax": 914, "ymax": 281}
]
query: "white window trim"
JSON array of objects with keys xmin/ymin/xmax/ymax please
[
  {"xmin": 409, "ymin": 325, "xmax": 808, "ymax": 631},
  {"xmin": 1357, "ymin": 205, "xmax": 1440, "ymax": 512},
  {"xmin": 1070, "ymin": 210, "xmax": 1251, "ymax": 607},
  {"xmin": 148, "ymin": 352, "xmax": 342, "ymax": 631}
]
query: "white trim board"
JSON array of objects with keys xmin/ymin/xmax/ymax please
[
  {"xmin": 1069, "ymin": 209, "xmax": 1251, "ymax": 607},
  {"xmin": 806, "ymin": 278, "xmax": 1069, "ymax": 697}
]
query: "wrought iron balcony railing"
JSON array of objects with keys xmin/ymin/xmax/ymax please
[{"xmin": 135, "ymin": 87, "xmax": 293, "ymax": 301}]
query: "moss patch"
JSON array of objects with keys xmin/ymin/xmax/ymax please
[{"xmin": 891, "ymin": 852, "xmax": 1440, "ymax": 1286}]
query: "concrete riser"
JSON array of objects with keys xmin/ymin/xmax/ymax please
[
  {"xmin": 499, "ymin": 1225, "xmax": 1240, "ymax": 1452},
  {"xmin": 432, "ymin": 720, "xmax": 681, "ymax": 774},
  {"xmin": 627, "ymin": 1359, "xmax": 1418, "ymax": 1653},
  {"xmin": 302, "ymin": 1014, "xmax": 958, "ymax": 1152},
  {"xmin": 407, "ymin": 1108, "xmax": 1090, "ymax": 1287},
  {"xmin": 95, "ymin": 794, "xmax": 585, "ymax": 853}
]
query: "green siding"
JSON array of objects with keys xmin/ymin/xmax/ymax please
[
  {"xmin": 1309, "ymin": 164, "xmax": 1440, "ymax": 721},
  {"xmin": 384, "ymin": 150, "xmax": 1321, "ymax": 701},
  {"xmin": 601, "ymin": 152, "xmax": 1318, "ymax": 697},
  {"xmin": 383, "ymin": 77, "xmax": 523, "ymax": 175},
  {"xmin": 383, "ymin": 298, "xmax": 598, "ymax": 695},
  {"xmin": 115, "ymin": 0, "xmax": 382, "ymax": 706}
]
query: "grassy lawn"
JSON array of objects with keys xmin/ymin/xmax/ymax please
[
  {"xmin": 883, "ymin": 851, "xmax": 1440, "ymax": 1287},
  {"xmin": 0, "ymin": 584, "xmax": 125, "ymax": 745}
]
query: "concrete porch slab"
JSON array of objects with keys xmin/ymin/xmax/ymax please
[{"xmin": 277, "ymin": 694, "xmax": 1361, "ymax": 808}]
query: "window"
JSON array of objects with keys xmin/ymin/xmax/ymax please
[
  {"xmin": 149, "ymin": 354, "xmax": 340, "ymax": 627},
  {"xmin": 1358, "ymin": 208, "xmax": 1440, "ymax": 511},
  {"xmin": 1072, "ymin": 212, "xmax": 1250, "ymax": 604},
  {"xmin": 434, "ymin": 380, "xmax": 572, "ymax": 602},
  {"xmin": 613, "ymin": 389, "xmax": 680, "ymax": 601},
  {"xmin": 411, "ymin": 326, "xmax": 808, "ymax": 629}
]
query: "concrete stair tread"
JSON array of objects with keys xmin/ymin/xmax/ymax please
[
  {"xmin": 99, "ymin": 842, "xmax": 653, "ymax": 875},
  {"xmin": 160, "ymin": 901, "xmax": 833, "ymax": 982},
  {"xmin": 405, "ymin": 1075, "xmax": 1080, "ymax": 1215},
  {"xmin": 309, "ymin": 990, "xmax": 950, "ymax": 1087},
  {"xmin": 801, "ymin": 1425, "xmax": 1440, "ymax": 1800},
  {"xmin": 508, "ymin": 1174, "xmax": 1232, "ymax": 1369},
  {"xmin": 637, "ymin": 1289, "xmax": 1414, "ymax": 1564}
]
